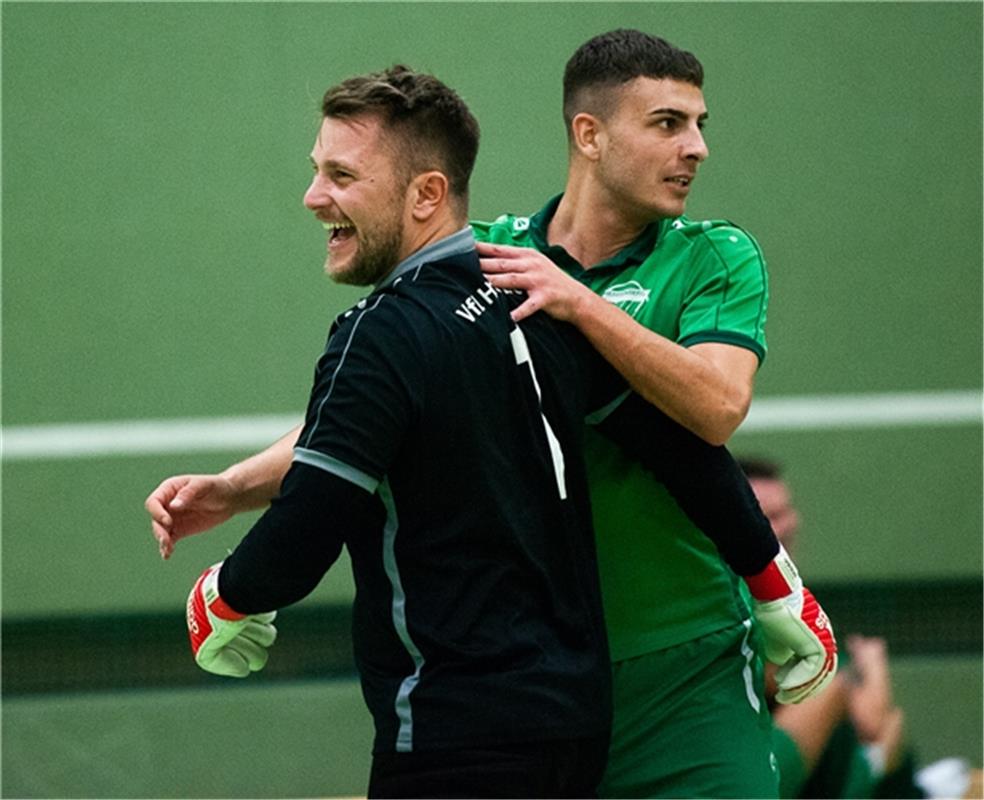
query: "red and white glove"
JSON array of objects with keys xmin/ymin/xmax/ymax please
[
  {"xmin": 186, "ymin": 562, "xmax": 277, "ymax": 678},
  {"xmin": 745, "ymin": 545, "xmax": 838, "ymax": 704}
]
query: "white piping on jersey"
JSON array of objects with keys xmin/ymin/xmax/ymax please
[
  {"xmin": 299, "ymin": 295, "xmax": 387, "ymax": 451},
  {"xmin": 740, "ymin": 618, "xmax": 762, "ymax": 714},
  {"xmin": 292, "ymin": 447, "xmax": 379, "ymax": 493},
  {"xmin": 300, "ymin": 227, "xmax": 476, "ymax": 454},
  {"xmin": 378, "ymin": 478, "xmax": 425, "ymax": 752},
  {"xmin": 509, "ymin": 327, "xmax": 568, "ymax": 500}
]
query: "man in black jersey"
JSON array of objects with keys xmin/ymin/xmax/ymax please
[
  {"xmin": 178, "ymin": 65, "xmax": 827, "ymax": 799},
  {"xmin": 186, "ymin": 65, "xmax": 623, "ymax": 798}
]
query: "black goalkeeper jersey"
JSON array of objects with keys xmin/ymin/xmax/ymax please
[{"xmin": 218, "ymin": 227, "xmax": 778, "ymax": 754}]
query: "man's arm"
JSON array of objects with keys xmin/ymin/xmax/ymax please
[
  {"xmin": 593, "ymin": 391, "xmax": 838, "ymax": 702},
  {"xmin": 186, "ymin": 462, "xmax": 378, "ymax": 677},
  {"xmin": 479, "ymin": 241, "xmax": 757, "ymax": 445},
  {"xmin": 145, "ymin": 424, "xmax": 301, "ymax": 559},
  {"xmin": 772, "ymin": 671, "xmax": 851, "ymax": 772},
  {"xmin": 591, "ymin": 391, "xmax": 775, "ymax": 573}
]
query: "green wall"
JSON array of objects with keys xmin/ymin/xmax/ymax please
[{"xmin": 3, "ymin": 2, "xmax": 982, "ymax": 796}]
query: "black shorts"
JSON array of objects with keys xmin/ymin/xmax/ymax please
[{"xmin": 367, "ymin": 735, "xmax": 610, "ymax": 799}]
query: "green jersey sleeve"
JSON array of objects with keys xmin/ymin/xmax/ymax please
[{"xmin": 674, "ymin": 221, "xmax": 769, "ymax": 361}]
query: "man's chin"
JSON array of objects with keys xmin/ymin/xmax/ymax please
[
  {"xmin": 324, "ymin": 256, "xmax": 355, "ymax": 285},
  {"xmin": 325, "ymin": 257, "xmax": 379, "ymax": 288}
]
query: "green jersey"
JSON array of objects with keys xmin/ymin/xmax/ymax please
[{"xmin": 472, "ymin": 194, "xmax": 769, "ymax": 660}]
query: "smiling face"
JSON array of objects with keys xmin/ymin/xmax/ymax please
[
  {"xmin": 595, "ymin": 77, "xmax": 709, "ymax": 223},
  {"xmin": 303, "ymin": 114, "xmax": 409, "ymax": 287}
]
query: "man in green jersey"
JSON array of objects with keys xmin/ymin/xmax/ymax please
[{"xmin": 475, "ymin": 29, "xmax": 787, "ymax": 797}]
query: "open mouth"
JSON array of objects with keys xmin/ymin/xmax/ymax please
[
  {"xmin": 323, "ymin": 221, "xmax": 356, "ymax": 248},
  {"xmin": 665, "ymin": 176, "xmax": 692, "ymax": 187}
]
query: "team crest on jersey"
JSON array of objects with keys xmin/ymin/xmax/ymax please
[{"xmin": 602, "ymin": 281, "xmax": 651, "ymax": 317}]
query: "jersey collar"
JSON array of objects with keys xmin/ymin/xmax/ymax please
[
  {"xmin": 529, "ymin": 193, "xmax": 666, "ymax": 274},
  {"xmin": 376, "ymin": 226, "xmax": 476, "ymax": 289}
]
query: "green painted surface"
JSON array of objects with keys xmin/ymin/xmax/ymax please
[
  {"xmin": 1, "ymin": 680, "xmax": 373, "ymax": 798},
  {"xmin": 3, "ymin": 3, "xmax": 981, "ymax": 795}
]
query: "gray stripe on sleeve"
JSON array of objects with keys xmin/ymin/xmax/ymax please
[{"xmin": 292, "ymin": 447, "xmax": 380, "ymax": 493}]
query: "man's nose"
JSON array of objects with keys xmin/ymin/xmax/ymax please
[
  {"xmin": 684, "ymin": 127, "xmax": 709, "ymax": 163},
  {"xmin": 303, "ymin": 175, "xmax": 328, "ymax": 210}
]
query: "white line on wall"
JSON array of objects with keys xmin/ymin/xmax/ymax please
[
  {"xmin": 1, "ymin": 391, "xmax": 980, "ymax": 461},
  {"xmin": 739, "ymin": 390, "xmax": 983, "ymax": 432}
]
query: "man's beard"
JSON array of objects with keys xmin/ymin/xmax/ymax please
[{"xmin": 327, "ymin": 208, "xmax": 405, "ymax": 288}]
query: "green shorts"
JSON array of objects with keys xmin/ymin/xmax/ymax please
[{"xmin": 599, "ymin": 620, "xmax": 779, "ymax": 799}]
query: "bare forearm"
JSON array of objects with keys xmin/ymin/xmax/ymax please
[
  {"xmin": 479, "ymin": 242, "xmax": 756, "ymax": 443},
  {"xmin": 773, "ymin": 674, "xmax": 850, "ymax": 770},
  {"xmin": 573, "ymin": 293, "xmax": 752, "ymax": 444},
  {"xmin": 220, "ymin": 425, "xmax": 301, "ymax": 511}
]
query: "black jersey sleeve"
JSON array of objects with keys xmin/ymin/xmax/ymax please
[
  {"xmin": 592, "ymin": 391, "xmax": 779, "ymax": 576},
  {"xmin": 218, "ymin": 462, "xmax": 382, "ymax": 613}
]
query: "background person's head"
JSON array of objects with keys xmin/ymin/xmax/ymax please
[
  {"xmin": 304, "ymin": 65, "xmax": 480, "ymax": 286},
  {"xmin": 739, "ymin": 457, "xmax": 801, "ymax": 554}
]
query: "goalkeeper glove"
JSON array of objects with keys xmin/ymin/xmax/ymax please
[
  {"xmin": 745, "ymin": 545, "xmax": 837, "ymax": 704},
  {"xmin": 186, "ymin": 562, "xmax": 277, "ymax": 678}
]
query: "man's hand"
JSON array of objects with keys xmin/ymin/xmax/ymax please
[
  {"xmin": 186, "ymin": 563, "xmax": 277, "ymax": 678},
  {"xmin": 846, "ymin": 635, "xmax": 894, "ymax": 741},
  {"xmin": 478, "ymin": 241, "xmax": 595, "ymax": 323},
  {"xmin": 745, "ymin": 545, "xmax": 838, "ymax": 704},
  {"xmin": 146, "ymin": 427, "xmax": 301, "ymax": 560},
  {"xmin": 145, "ymin": 474, "xmax": 240, "ymax": 559}
]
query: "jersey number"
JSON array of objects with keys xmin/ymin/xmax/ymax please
[{"xmin": 509, "ymin": 327, "xmax": 568, "ymax": 500}]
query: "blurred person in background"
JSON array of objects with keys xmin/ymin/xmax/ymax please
[{"xmin": 739, "ymin": 456, "xmax": 963, "ymax": 799}]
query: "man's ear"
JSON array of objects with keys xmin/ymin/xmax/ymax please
[
  {"xmin": 409, "ymin": 171, "xmax": 449, "ymax": 221},
  {"xmin": 570, "ymin": 112, "xmax": 605, "ymax": 161}
]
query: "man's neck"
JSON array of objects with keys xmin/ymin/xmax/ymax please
[
  {"xmin": 398, "ymin": 215, "xmax": 466, "ymax": 264},
  {"xmin": 547, "ymin": 170, "xmax": 653, "ymax": 269}
]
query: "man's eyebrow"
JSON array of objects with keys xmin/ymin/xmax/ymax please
[
  {"xmin": 648, "ymin": 107, "xmax": 710, "ymax": 121},
  {"xmin": 309, "ymin": 156, "xmax": 355, "ymax": 171}
]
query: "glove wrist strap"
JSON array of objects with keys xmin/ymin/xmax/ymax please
[
  {"xmin": 746, "ymin": 544, "xmax": 801, "ymax": 601},
  {"xmin": 208, "ymin": 594, "xmax": 246, "ymax": 621},
  {"xmin": 202, "ymin": 563, "xmax": 246, "ymax": 621}
]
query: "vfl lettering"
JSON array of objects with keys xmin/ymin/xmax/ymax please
[
  {"xmin": 455, "ymin": 295, "xmax": 485, "ymax": 322},
  {"xmin": 454, "ymin": 280, "xmax": 513, "ymax": 322}
]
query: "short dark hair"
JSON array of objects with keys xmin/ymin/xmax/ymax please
[
  {"xmin": 563, "ymin": 29, "xmax": 704, "ymax": 136},
  {"xmin": 738, "ymin": 457, "xmax": 784, "ymax": 481},
  {"xmin": 322, "ymin": 65, "xmax": 480, "ymax": 212}
]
